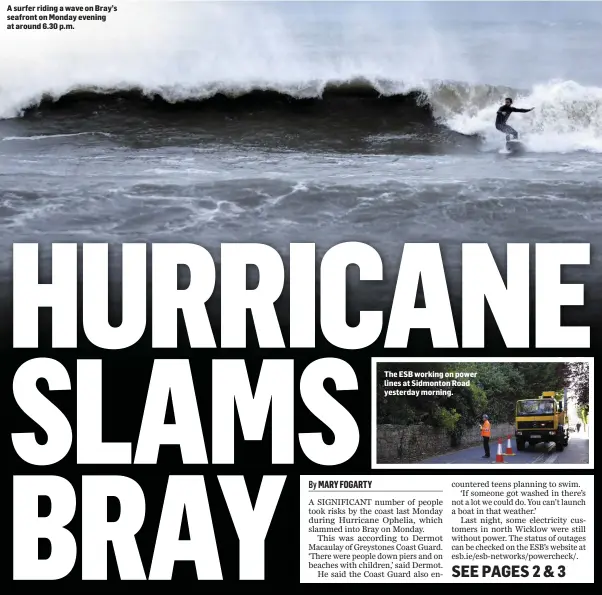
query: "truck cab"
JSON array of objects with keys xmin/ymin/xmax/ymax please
[{"xmin": 515, "ymin": 391, "xmax": 569, "ymax": 452}]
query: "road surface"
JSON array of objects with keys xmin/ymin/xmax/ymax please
[{"xmin": 420, "ymin": 431, "xmax": 589, "ymax": 464}]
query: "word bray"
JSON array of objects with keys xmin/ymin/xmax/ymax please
[{"xmin": 14, "ymin": 474, "xmax": 284, "ymax": 580}]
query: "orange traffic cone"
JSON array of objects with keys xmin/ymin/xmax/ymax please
[
  {"xmin": 493, "ymin": 437, "xmax": 506, "ymax": 463},
  {"xmin": 505, "ymin": 434, "xmax": 516, "ymax": 456}
]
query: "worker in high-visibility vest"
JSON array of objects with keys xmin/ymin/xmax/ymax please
[{"xmin": 480, "ymin": 414, "xmax": 491, "ymax": 458}]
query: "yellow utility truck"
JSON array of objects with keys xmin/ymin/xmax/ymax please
[{"xmin": 515, "ymin": 391, "xmax": 569, "ymax": 452}]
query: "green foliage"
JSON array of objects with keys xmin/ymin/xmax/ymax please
[
  {"xmin": 432, "ymin": 406, "xmax": 463, "ymax": 447},
  {"xmin": 567, "ymin": 362, "xmax": 589, "ymax": 408},
  {"xmin": 377, "ymin": 361, "xmax": 568, "ymax": 447},
  {"xmin": 432, "ymin": 406, "xmax": 461, "ymax": 432},
  {"xmin": 576, "ymin": 405, "xmax": 589, "ymax": 425}
]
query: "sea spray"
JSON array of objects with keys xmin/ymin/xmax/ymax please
[
  {"xmin": 444, "ymin": 80, "xmax": 602, "ymax": 153},
  {"xmin": 1, "ymin": 2, "xmax": 600, "ymax": 154}
]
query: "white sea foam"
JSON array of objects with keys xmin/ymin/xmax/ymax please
[
  {"xmin": 442, "ymin": 80, "xmax": 602, "ymax": 153},
  {"xmin": 1, "ymin": 1, "xmax": 600, "ymax": 153}
]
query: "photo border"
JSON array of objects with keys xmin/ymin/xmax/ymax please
[{"xmin": 371, "ymin": 357, "xmax": 594, "ymax": 470}]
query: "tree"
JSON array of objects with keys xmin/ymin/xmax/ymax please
[
  {"xmin": 567, "ymin": 362, "xmax": 589, "ymax": 410},
  {"xmin": 377, "ymin": 361, "xmax": 570, "ymax": 431}
]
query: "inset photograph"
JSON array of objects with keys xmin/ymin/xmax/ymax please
[{"xmin": 373, "ymin": 358, "xmax": 592, "ymax": 468}]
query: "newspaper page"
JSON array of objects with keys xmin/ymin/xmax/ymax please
[{"xmin": 2, "ymin": 0, "xmax": 597, "ymax": 591}]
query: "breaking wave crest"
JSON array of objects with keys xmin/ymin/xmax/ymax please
[
  {"xmin": 2, "ymin": 1, "xmax": 600, "ymax": 152},
  {"xmin": 442, "ymin": 80, "xmax": 602, "ymax": 153},
  {"xmin": 4, "ymin": 78, "xmax": 601, "ymax": 153}
]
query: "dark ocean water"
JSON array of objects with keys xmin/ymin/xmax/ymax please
[{"xmin": 1, "ymin": 2, "xmax": 601, "ymax": 297}]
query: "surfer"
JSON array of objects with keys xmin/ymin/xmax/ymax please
[{"xmin": 495, "ymin": 98, "xmax": 534, "ymax": 140}]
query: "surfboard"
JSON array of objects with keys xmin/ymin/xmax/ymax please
[{"xmin": 505, "ymin": 140, "xmax": 526, "ymax": 154}]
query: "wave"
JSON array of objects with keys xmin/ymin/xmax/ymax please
[
  {"xmin": 2, "ymin": 1, "xmax": 601, "ymax": 153},
  {"xmin": 9, "ymin": 78, "xmax": 436, "ymax": 118},
  {"xmin": 443, "ymin": 80, "xmax": 602, "ymax": 153},
  {"xmin": 4, "ymin": 78, "xmax": 601, "ymax": 153}
]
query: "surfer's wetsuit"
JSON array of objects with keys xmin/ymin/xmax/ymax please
[{"xmin": 495, "ymin": 105, "xmax": 531, "ymax": 140}]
